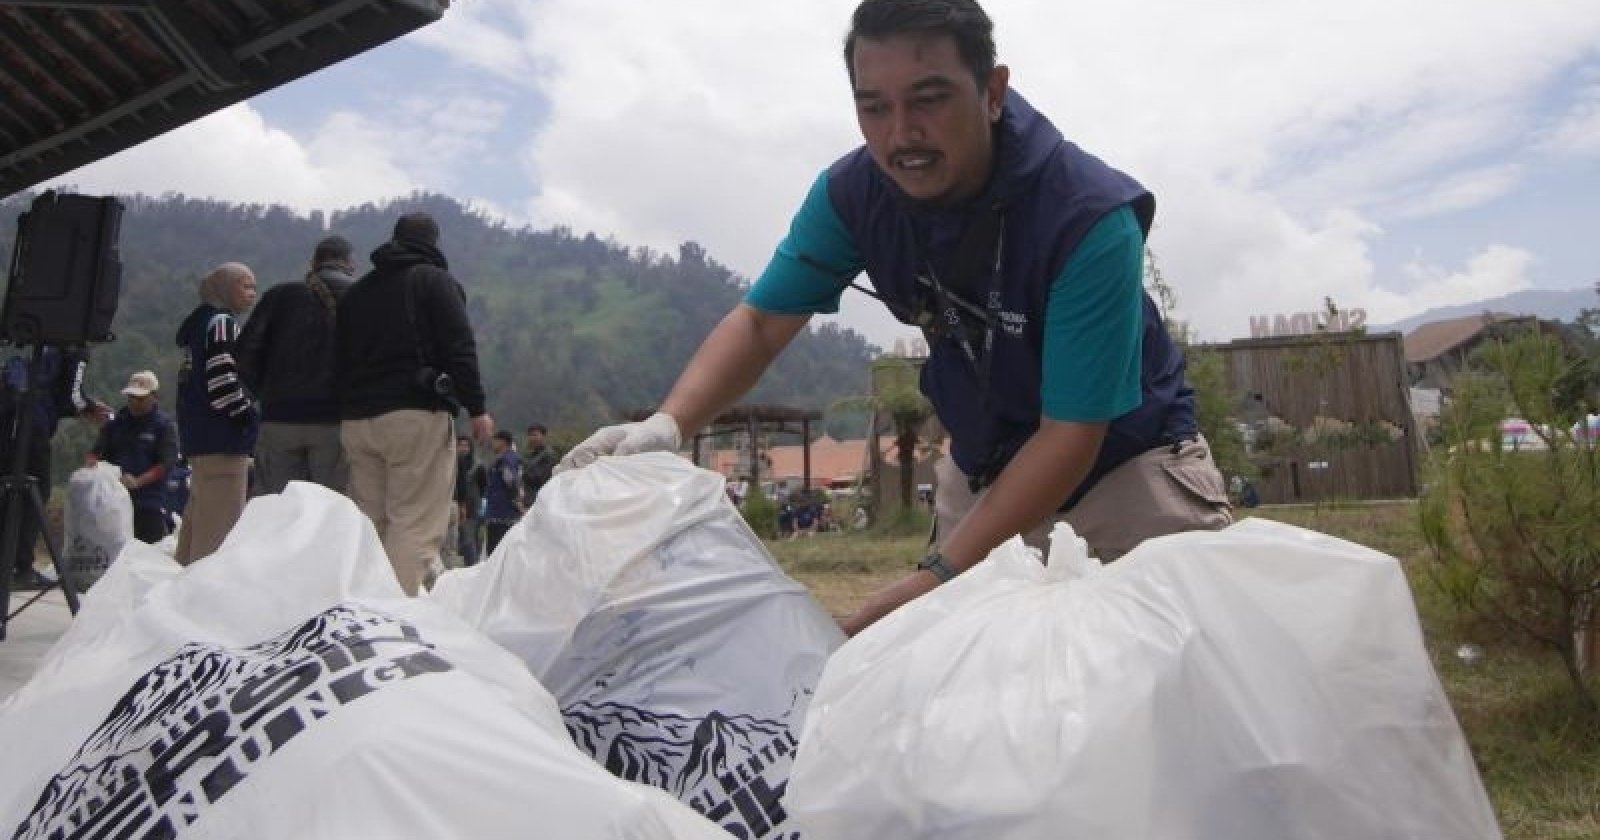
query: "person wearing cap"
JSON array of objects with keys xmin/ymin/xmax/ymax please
[
  {"xmin": 1, "ymin": 346, "xmax": 107, "ymax": 590},
  {"xmin": 88, "ymin": 370, "xmax": 178, "ymax": 544},
  {"xmin": 237, "ymin": 235, "xmax": 357, "ymax": 495},
  {"xmin": 482, "ymin": 429, "xmax": 521, "ymax": 556},
  {"xmin": 175, "ymin": 262, "xmax": 260, "ymax": 565},
  {"xmin": 337, "ymin": 212, "xmax": 494, "ymax": 594}
]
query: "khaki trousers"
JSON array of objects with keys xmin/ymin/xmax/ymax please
[
  {"xmin": 341, "ymin": 410, "xmax": 455, "ymax": 595},
  {"xmin": 935, "ymin": 436, "xmax": 1233, "ymax": 564},
  {"xmin": 176, "ymin": 454, "xmax": 251, "ymax": 566}
]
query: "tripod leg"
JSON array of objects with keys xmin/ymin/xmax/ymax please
[
  {"xmin": 1, "ymin": 477, "xmax": 24, "ymax": 642},
  {"xmin": 31, "ymin": 483, "xmax": 79, "ymax": 614}
]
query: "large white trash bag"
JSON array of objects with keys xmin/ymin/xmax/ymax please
[
  {"xmin": 787, "ymin": 518, "xmax": 1501, "ymax": 840},
  {"xmin": 0, "ymin": 482, "xmax": 725, "ymax": 840},
  {"xmin": 430, "ymin": 453, "xmax": 844, "ymax": 839},
  {"xmin": 62, "ymin": 462, "xmax": 134, "ymax": 588}
]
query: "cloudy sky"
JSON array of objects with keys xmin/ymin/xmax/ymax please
[{"xmin": 44, "ymin": 0, "xmax": 1600, "ymax": 349}]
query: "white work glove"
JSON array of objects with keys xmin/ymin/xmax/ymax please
[{"xmin": 555, "ymin": 411, "xmax": 682, "ymax": 473}]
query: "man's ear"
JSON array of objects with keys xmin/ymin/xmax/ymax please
[{"xmin": 986, "ymin": 65, "xmax": 1011, "ymax": 122}]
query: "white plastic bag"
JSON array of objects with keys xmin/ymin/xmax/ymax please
[
  {"xmin": 786, "ymin": 518, "xmax": 1502, "ymax": 840},
  {"xmin": 431, "ymin": 453, "xmax": 844, "ymax": 839},
  {"xmin": 61, "ymin": 462, "xmax": 133, "ymax": 588},
  {"xmin": 0, "ymin": 481, "xmax": 725, "ymax": 840}
]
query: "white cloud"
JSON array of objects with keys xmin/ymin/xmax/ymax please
[
  {"xmin": 43, "ymin": 91, "xmax": 511, "ymax": 221},
  {"xmin": 1539, "ymin": 80, "xmax": 1600, "ymax": 158},
  {"xmin": 510, "ymin": 0, "xmax": 1600, "ymax": 345},
  {"xmin": 1380, "ymin": 245, "xmax": 1535, "ymax": 319},
  {"xmin": 33, "ymin": 0, "xmax": 1600, "ymax": 350},
  {"xmin": 1382, "ymin": 164, "xmax": 1525, "ymax": 220},
  {"xmin": 44, "ymin": 104, "xmax": 411, "ymax": 210},
  {"xmin": 409, "ymin": 0, "xmax": 545, "ymax": 86}
]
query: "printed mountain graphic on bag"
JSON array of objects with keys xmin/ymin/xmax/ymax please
[
  {"xmin": 12, "ymin": 605, "xmax": 451, "ymax": 840},
  {"xmin": 564, "ymin": 701, "xmax": 801, "ymax": 840}
]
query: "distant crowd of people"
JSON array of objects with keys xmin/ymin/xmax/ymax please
[
  {"xmin": 449, "ymin": 424, "xmax": 558, "ymax": 567},
  {"xmin": 2, "ymin": 212, "xmax": 558, "ymax": 596}
]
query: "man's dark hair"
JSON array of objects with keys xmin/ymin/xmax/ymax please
[
  {"xmin": 393, "ymin": 212, "xmax": 440, "ymax": 247},
  {"xmin": 494, "ymin": 429, "xmax": 514, "ymax": 444},
  {"xmin": 312, "ymin": 235, "xmax": 352, "ymax": 265},
  {"xmin": 526, "ymin": 423, "xmax": 547, "ymax": 434},
  {"xmin": 843, "ymin": 0, "xmax": 996, "ymax": 87}
]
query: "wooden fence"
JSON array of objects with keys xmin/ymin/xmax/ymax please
[{"xmin": 1210, "ymin": 331, "xmax": 1419, "ymax": 504}]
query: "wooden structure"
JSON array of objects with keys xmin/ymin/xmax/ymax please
[
  {"xmin": 1211, "ymin": 331, "xmax": 1419, "ymax": 504},
  {"xmin": 1403, "ymin": 313, "xmax": 1553, "ymax": 391},
  {"xmin": 635, "ymin": 404, "xmax": 823, "ymax": 492}
]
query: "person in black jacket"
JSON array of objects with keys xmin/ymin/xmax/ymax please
[
  {"xmin": 1, "ymin": 347, "xmax": 106, "ymax": 590},
  {"xmin": 452, "ymin": 435, "xmax": 484, "ymax": 567},
  {"xmin": 337, "ymin": 212, "xmax": 494, "ymax": 594},
  {"xmin": 237, "ymin": 235, "xmax": 356, "ymax": 495},
  {"xmin": 518, "ymin": 423, "xmax": 558, "ymax": 510}
]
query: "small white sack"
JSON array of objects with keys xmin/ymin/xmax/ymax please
[
  {"xmin": 786, "ymin": 518, "xmax": 1502, "ymax": 840},
  {"xmin": 431, "ymin": 452, "xmax": 844, "ymax": 839},
  {"xmin": 0, "ymin": 481, "xmax": 725, "ymax": 840},
  {"xmin": 61, "ymin": 462, "xmax": 133, "ymax": 586}
]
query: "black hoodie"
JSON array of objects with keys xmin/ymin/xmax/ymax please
[
  {"xmin": 335, "ymin": 239, "xmax": 487, "ymax": 420},
  {"xmin": 237, "ymin": 264, "xmax": 354, "ymax": 423}
]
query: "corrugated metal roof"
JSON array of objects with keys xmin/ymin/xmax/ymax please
[
  {"xmin": 1402, "ymin": 312, "xmax": 1530, "ymax": 364},
  {"xmin": 0, "ymin": 0, "xmax": 448, "ymax": 197}
]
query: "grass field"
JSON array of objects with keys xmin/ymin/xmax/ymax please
[{"xmin": 768, "ymin": 502, "xmax": 1600, "ymax": 840}]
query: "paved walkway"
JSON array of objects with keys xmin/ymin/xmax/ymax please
[{"xmin": 1, "ymin": 587, "xmax": 73, "ymax": 703}]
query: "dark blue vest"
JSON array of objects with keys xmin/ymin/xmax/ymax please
[
  {"xmin": 101, "ymin": 409, "xmax": 173, "ymax": 511},
  {"xmin": 826, "ymin": 90, "xmax": 1196, "ymax": 508}
]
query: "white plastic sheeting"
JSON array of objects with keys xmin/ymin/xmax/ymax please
[
  {"xmin": 787, "ymin": 518, "xmax": 1501, "ymax": 840},
  {"xmin": 0, "ymin": 482, "xmax": 725, "ymax": 840},
  {"xmin": 62, "ymin": 462, "xmax": 133, "ymax": 588},
  {"xmin": 431, "ymin": 452, "xmax": 843, "ymax": 839}
]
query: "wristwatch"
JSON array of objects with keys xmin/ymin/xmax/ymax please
[{"xmin": 917, "ymin": 549, "xmax": 959, "ymax": 583}]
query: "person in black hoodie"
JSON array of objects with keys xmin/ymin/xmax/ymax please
[
  {"xmin": 237, "ymin": 235, "xmax": 356, "ymax": 495},
  {"xmin": 337, "ymin": 213, "xmax": 494, "ymax": 595},
  {"xmin": 1, "ymin": 347, "xmax": 107, "ymax": 590},
  {"xmin": 175, "ymin": 262, "xmax": 260, "ymax": 565}
]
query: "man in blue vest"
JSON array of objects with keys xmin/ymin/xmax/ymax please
[
  {"xmin": 88, "ymin": 370, "xmax": 179, "ymax": 544},
  {"xmin": 559, "ymin": 0, "xmax": 1231, "ymax": 634}
]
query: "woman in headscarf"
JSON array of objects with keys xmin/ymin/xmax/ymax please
[{"xmin": 174, "ymin": 262, "xmax": 259, "ymax": 565}]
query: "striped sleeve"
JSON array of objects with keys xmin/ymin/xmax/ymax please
[{"xmin": 203, "ymin": 313, "xmax": 253, "ymax": 421}]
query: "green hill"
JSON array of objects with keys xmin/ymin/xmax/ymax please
[{"xmin": 0, "ymin": 191, "xmax": 879, "ymax": 453}]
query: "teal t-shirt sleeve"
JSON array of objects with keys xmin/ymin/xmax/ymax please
[
  {"xmin": 743, "ymin": 171, "xmax": 864, "ymax": 315},
  {"xmin": 1040, "ymin": 204, "xmax": 1145, "ymax": 422}
]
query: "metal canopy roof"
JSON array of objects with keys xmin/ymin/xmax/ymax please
[{"xmin": 0, "ymin": 0, "xmax": 448, "ymax": 197}]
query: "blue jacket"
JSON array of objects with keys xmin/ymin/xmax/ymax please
[
  {"xmin": 483, "ymin": 449, "xmax": 522, "ymax": 523},
  {"xmin": 825, "ymin": 90, "xmax": 1195, "ymax": 508},
  {"xmin": 177, "ymin": 304, "xmax": 259, "ymax": 456},
  {"xmin": 0, "ymin": 347, "xmax": 90, "ymax": 440}
]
